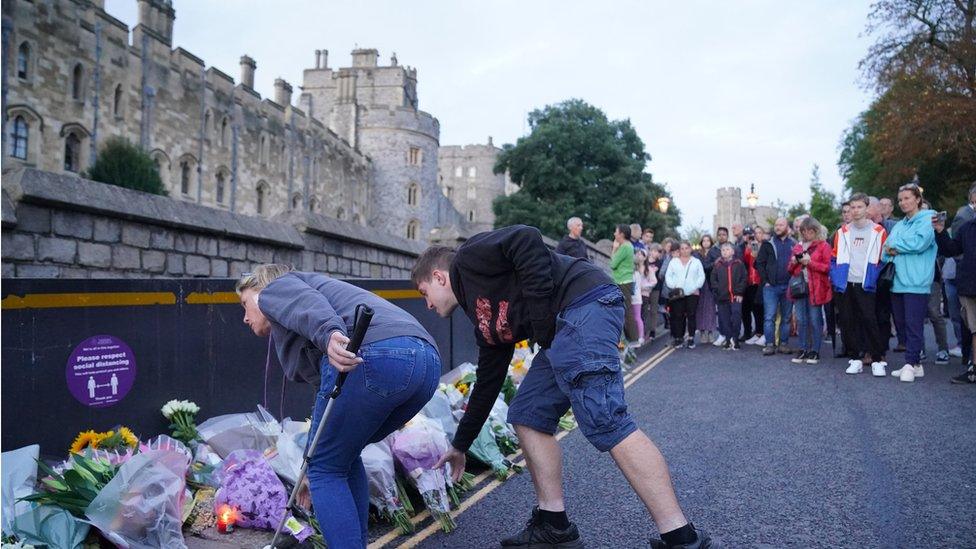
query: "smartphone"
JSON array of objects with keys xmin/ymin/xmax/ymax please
[{"xmin": 937, "ymin": 211, "xmax": 947, "ymax": 223}]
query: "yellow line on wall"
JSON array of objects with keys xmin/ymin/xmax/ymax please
[
  {"xmin": 0, "ymin": 292, "xmax": 177, "ymax": 309},
  {"xmin": 369, "ymin": 346, "xmax": 674, "ymax": 549},
  {"xmin": 1, "ymin": 288, "xmax": 422, "ymax": 310}
]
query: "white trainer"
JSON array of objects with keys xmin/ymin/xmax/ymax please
[
  {"xmin": 949, "ymin": 346, "xmax": 963, "ymax": 358},
  {"xmin": 899, "ymin": 364, "xmax": 915, "ymax": 382},
  {"xmin": 712, "ymin": 335, "xmax": 726, "ymax": 347},
  {"xmin": 913, "ymin": 364, "xmax": 924, "ymax": 378},
  {"xmin": 846, "ymin": 360, "xmax": 863, "ymax": 374},
  {"xmin": 754, "ymin": 335, "xmax": 766, "ymax": 346},
  {"xmin": 871, "ymin": 361, "xmax": 887, "ymax": 377},
  {"xmin": 744, "ymin": 335, "xmax": 759, "ymax": 345}
]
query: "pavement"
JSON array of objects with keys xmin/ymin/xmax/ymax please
[{"xmin": 383, "ymin": 332, "xmax": 976, "ymax": 549}]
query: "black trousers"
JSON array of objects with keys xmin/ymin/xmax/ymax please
[
  {"xmin": 742, "ymin": 284, "xmax": 762, "ymax": 338},
  {"xmin": 670, "ymin": 294, "xmax": 700, "ymax": 340},
  {"xmin": 842, "ymin": 283, "xmax": 886, "ymax": 360},
  {"xmin": 875, "ymin": 285, "xmax": 893, "ymax": 353}
]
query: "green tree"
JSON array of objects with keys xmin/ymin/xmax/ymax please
[
  {"xmin": 86, "ymin": 137, "xmax": 167, "ymax": 196},
  {"xmin": 492, "ymin": 99, "xmax": 680, "ymax": 242},
  {"xmin": 808, "ymin": 164, "xmax": 841, "ymax": 231}
]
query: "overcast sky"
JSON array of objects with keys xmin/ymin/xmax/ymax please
[{"xmin": 106, "ymin": 0, "xmax": 874, "ymax": 232}]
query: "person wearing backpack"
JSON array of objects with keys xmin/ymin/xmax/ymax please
[
  {"xmin": 710, "ymin": 242, "xmax": 747, "ymax": 350},
  {"xmin": 787, "ymin": 217, "xmax": 833, "ymax": 364}
]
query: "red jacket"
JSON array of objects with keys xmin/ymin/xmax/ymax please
[
  {"xmin": 787, "ymin": 240, "xmax": 833, "ymax": 305},
  {"xmin": 744, "ymin": 246, "xmax": 761, "ymax": 286}
]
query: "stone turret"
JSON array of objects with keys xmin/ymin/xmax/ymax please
[
  {"xmin": 273, "ymin": 78, "xmax": 293, "ymax": 106},
  {"xmin": 239, "ymin": 55, "xmax": 256, "ymax": 89}
]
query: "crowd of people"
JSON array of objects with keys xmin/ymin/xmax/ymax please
[{"xmin": 556, "ymin": 182, "xmax": 976, "ymax": 386}]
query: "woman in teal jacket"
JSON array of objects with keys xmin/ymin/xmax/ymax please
[{"xmin": 882, "ymin": 183, "xmax": 936, "ymax": 382}]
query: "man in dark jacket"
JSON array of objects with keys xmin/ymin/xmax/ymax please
[
  {"xmin": 710, "ymin": 242, "xmax": 747, "ymax": 349},
  {"xmin": 554, "ymin": 216, "xmax": 589, "ymax": 260},
  {"xmin": 755, "ymin": 217, "xmax": 797, "ymax": 355},
  {"xmin": 412, "ymin": 225, "xmax": 719, "ymax": 549},
  {"xmin": 935, "ymin": 215, "xmax": 976, "ymax": 384}
]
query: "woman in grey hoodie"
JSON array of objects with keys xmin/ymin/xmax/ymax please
[{"xmin": 237, "ymin": 264, "xmax": 440, "ymax": 549}]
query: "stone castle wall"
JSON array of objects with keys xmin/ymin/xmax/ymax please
[
  {"xmin": 1, "ymin": 169, "xmax": 423, "ymax": 279},
  {"xmin": 1, "ymin": 0, "xmax": 372, "ymax": 224},
  {"xmin": 438, "ymin": 139, "xmax": 512, "ymax": 233}
]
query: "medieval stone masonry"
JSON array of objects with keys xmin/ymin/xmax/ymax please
[{"xmin": 1, "ymin": 0, "xmax": 513, "ymax": 243}]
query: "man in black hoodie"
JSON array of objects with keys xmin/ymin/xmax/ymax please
[{"xmin": 412, "ymin": 225, "xmax": 719, "ymax": 549}]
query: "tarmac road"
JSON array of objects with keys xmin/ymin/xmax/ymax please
[{"xmin": 403, "ymin": 335, "xmax": 976, "ymax": 549}]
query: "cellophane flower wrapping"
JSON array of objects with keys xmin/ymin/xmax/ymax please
[
  {"xmin": 467, "ymin": 423, "xmax": 516, "ymax": 480},
  {"xmin": 390, "ymin": 415, "xmax": 456, "ymax": 532},
  {"xmin": 420, "ymin": 391, "xmax": 458, "ymax": 441},
  {"xmin": 213, "ymin": 449, "xmax": 287, "ymax": 530},
  {"xmin": 488, "ymin": 396, "xmax": 519, "ymax": 456},
  {"xmin": 361, "ymin": 441, "xmax": 413, "ymax": 534},
  {"xmin": 85, "ymin": 448, "xmax": 190, "ymax": 549}
]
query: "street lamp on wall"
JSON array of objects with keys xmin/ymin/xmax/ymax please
[
  {"xmin": 746, "ymin": 183, "xmax": 759, "ymax": 209},
  {"xmin": 656, "ymin": 196, "xmax": 670, "ymax": 213}
]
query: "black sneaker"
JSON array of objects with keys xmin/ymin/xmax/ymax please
[
  {"xmin": 805, "ymin": 351, "xmax": 820, "ymax": 364},
  {"xmin": 650, "ymin": 529, "xmax": 721, "ymax": 548},
  {"xmin": 672, "ymin": 338, "xmax": 683, "ymax": 348},
  {"xmin": 950, "ymin": 364, "xmax": 976, "ymax": 385},
  {"xmin": 721, "ymin": 339, "xmax": 732, "ymax": 350},
  {"xmin": 762, "ymin": 345, "xmax": 776, "ymax": 356},
  {"xmin": 685, "ymin": 339, "xmax": 696, "ymax": 349},
  {"xmin": 730, "ymin": 340, "xmax": 741, "ymax": 351},
  {"xmin": 500, "ymin": 507, "xmax": 584, "ymax": 548},
  {"xmin": 791, "ymin": 351, "xmax": 808, "ymax": 364}
]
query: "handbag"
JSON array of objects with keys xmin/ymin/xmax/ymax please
[
  {"xmin": 667, "ymin": 261, "xmax": 691, "ymax": 302},
  {"xmin": 788, "ymin": 271, "xmax": 809, "ymax": 299},
  {"xmin": 878, "ymin": 261, "xmax": 896, "ymax": 290}
]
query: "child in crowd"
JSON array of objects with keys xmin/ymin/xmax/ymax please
[
  {"xmin": 633, "ymin": 249, "xmax": 647, "ymax": 345},
  {"xmin": 710, "ymin": 242, "xmax": 747, "ymax": 350}
]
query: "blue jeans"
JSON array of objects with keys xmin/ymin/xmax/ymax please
[
  {"xmin": 763, "ymin": 284, "xmax": 793, "ymax": 346},
  {"xmin": 507, "ymin": 286, "xmax": 637, "ymax": 452},
  {"xmin": 794, "ymin": 298, "xmax": 823, "ymax": 353},
  {"xmin": 891, "ymin": 293, "xmax": 928, "ymax": 365},
  {"xmin": 307, "ymin": 336, "xmax": 439, "ymax": 548}
]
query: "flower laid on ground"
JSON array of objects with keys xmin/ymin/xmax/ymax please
[
  {"xmin": 558, "ymin": 410, "xmax": 577, "ymax": 432},
  {"xmin": 468, "ymin": 423, "xmax": 522, "ymax": 481},
  {"xmin": 161, "ymin": 398, "xmax": 201, "ymax": 444},
  {"xmin": 68, "ymin": 427, "xmax": 138, "ymax": 454},
  {"xmin": 453, "ymin": 372, "xmax": 476, "ymax": 397},
  {"xmin": 390, "ymin": 416, "xmax": 457, "ymax": 533},
  {"xmin": 69, "ymin": 430, "xmax": 101, "ymax": 454},
  {"xmin": 21, "ymin": 453, "xmax": 120, "ymax": 518}
]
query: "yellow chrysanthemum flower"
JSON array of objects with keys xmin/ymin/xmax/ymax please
[
  {"xmin": 69, "ymin": 430, "xmax": 101, "ymax": 454},
  {"xmin": 118, "ymin": 426, "xmax": 139, "ymax": 448}
]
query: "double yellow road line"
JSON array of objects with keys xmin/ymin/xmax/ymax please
[{"xmin": 369, "ymin": 344, "xmax": 675, "ymax": 549}]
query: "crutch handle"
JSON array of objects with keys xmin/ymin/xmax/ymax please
[{"xmin": 331, "ymin": 305, "xmax": 373, "ymax": 397}]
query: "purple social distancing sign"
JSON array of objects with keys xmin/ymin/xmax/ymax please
[{"xmin": 66, "ymin": 335, "xmax": 136, "ymax": 408}]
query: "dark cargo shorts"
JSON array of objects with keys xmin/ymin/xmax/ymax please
[{"xmin": 507, "ymin": 286, "xmax": 638, "ymax": 452}]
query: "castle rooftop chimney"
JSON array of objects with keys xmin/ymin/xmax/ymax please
[
  {"xmin": 351, "ymin": 48, "xmax": 378, "ymax": 68},
  {"xmin": 274, "ymin": 78, "xmax": 293, "ymax": 106},
  {"xmin": 239, "ymin": 55, "xmax": 256, "ymax": 89}
]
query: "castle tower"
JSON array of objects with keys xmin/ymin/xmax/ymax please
[
  {"xmin": 300, "ymin": 48, "xmax": 440, "ymax": 241},
  {"xmin": 714, "ymin": 187, "xmax": 743, "ymax": 234}
]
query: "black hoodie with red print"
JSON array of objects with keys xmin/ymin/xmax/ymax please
[{"xmin": 448, "ymin": 224, "xmax": 611, "ymax": 451}]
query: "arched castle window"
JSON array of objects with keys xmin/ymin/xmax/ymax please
[
  {"xmin": 16, "ymin": 42, "xmax": 30, "ymax": 80},
  {"xmin": 215, "ymin": 171, "xmax": 226, "ymax": 204},
  {"xmin": 406, "ymin": 219, "xmax": 420, "ymax": 240},
  {"xmin": 407, "ymin": 182, "xmax": 419, "ymax": 206},
  {"xmin": 11, "ymin": 116, "xmax": 28, "ymax": 160},
  {"xmin": 352, "ymin": 213, "xmax": 362, "ymax": 224},
  {"xmin": 180, "ymin": 160, "xmax": 192, "ymax": 195},
  {"xmin": 291, "ymin": 193, "xmax": 302, "ymax": 211},
  {"xmin": 468, "ymin": 210, "xmax": 475, "ymax": 223},
  {"xmin": 150, "ymin": 150, "xmax": 170, "ymax": 189},
  {"xmin": 256, "ymin": 181, "xmax": 269, "ymax": 215},
  {"xmin": 71, "ymin": 64, "xmax": 85, "ymax": 102},
  {"xmin": 64, "ymin": 133, "xmax": 82, "ymax": 172},
  {"xmin": 113, "ymin": 85, "xmax": 123, "ymax": 117},
  {"xmin": 220, "ymin": 117, "xmax": 229, "ymax": 147},
  {"xmin": 468, "ymin": 167, "xmax": 477, "ymax": 178},
  {"xmin": 454, "ymin": 166, "xmax": 462, "ymax": 178},
  {"xmin": 308, "ymin": 196, "xmax": 319, "ymax": 213}
]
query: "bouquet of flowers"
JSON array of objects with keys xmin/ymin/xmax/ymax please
[
  {"xmin": 69, "ymin": 426, "xmax": 138, "ymax": 455},
  {"xmin": 389, "ymin": 415, "xmax": 456, "ymax": 533},
  {"xmin": 20, "ymin": 453, "xmax": 120, "ymax": 518},
  {"xmin": 161, "ymin": 399, "xmax": 201, "ymax": 444},
  {"xmin": 467, "ymin": 422, "xmax": 522, "ymax": 481},
  {"xmin": 361, "ymin": 441, "xmax": 414, "ymax": 534},
  {"xmin": 488, "ymin": 397, "xmax": 519, "ymax": 456},
  {"xmin": 213, "ymin": 449, "xmax": 287, "ymax": 530}
]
